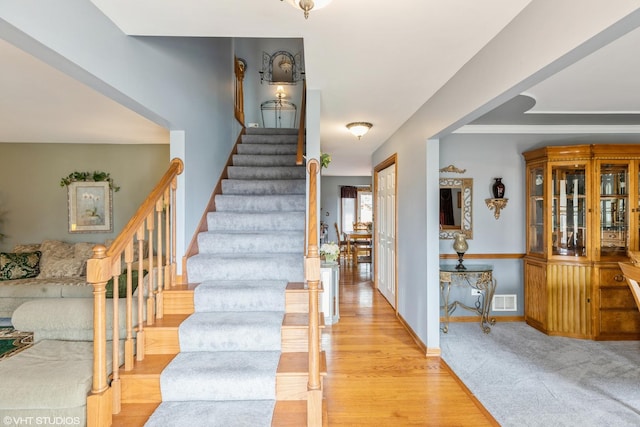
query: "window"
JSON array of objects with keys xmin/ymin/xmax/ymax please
[
  {"xmin": 358, "ymin": 191, "xmax": 373, "ymax": 223},
  {"xmin": 340, "ymin": 186, "xmax": 372, "ymax": 234}
]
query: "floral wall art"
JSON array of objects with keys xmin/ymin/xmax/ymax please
[{"xmin": 67, "ymin": 181, "xmax": 112, "ymax": 233}]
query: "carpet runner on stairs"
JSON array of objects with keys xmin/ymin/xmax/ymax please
[{"xmin": 145, "ymin": 128, "xmax": 305, "ymax": 427}]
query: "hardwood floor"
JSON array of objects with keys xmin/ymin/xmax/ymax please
[{"xmin": 324, "ymin": 261, "xmax": 498, "ymax": 426}]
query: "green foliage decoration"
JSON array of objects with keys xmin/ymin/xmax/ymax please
[
  {"xmin": 320, "ymin": 152, "xmax": 331, "ymax": 169},
  {"xmin": 59, "ymin": 171, "xmax": 120, "ymax": 192}
]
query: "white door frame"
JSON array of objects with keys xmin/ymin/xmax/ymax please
[{"xmin": 374, "ymin": 154, "xmax": 398, "ymax": 310}]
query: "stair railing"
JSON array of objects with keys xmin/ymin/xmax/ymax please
[
  {"xmin": 305, "ymin": 158, "xmax": 323, "ymax": 425},
  {"xmin": 86, "ymin": 158, "xmax": 184, "ymax": 427},
  {"xmin": 296, "ymin": 79, "xmax": 307, "ymax": 166}
]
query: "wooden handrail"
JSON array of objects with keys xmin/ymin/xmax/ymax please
[
  {"xmin": 234, "ymin": 56, "xmax": 246, "ymax": 126},
  {"xmin": 305, "ymin": 158, "xmax": 322, "ymax": 425},
  {"xmin": 296, "ymin": 79, "xmax": 307, "ymax": 166},
  {"xmin": 86, "ymin": 157, "xmax": 184, "ymax": 427}
]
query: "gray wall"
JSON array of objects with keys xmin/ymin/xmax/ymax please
[{"xmin": 0, "ymin": 143, "xmax": 169, "ymax": 251}]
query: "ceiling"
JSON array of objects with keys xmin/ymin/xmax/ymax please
[{"xmin": 2, "ymin": 1, "xmax": 640, "ymax": 175}]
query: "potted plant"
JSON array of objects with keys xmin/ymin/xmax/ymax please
[{"xmin": 320, "ymin": 242, "xmax": 340, "ymax": 263}]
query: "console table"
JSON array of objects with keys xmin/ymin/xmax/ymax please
[
  {"xmin": 440, "ymin": 264, "xmax": 497, "ymax": 333},
  {"xmin": 320, "ymin": 262, "xmax": 340, "ymax": 325}
]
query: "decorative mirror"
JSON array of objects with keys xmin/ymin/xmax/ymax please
[
  {"xmin": 439, "ymin": 178, "xmax": 473, "ymax": 239},
  {"xmin": 260, "ymin": 51, "xmax": 303, "ymax": 84}
]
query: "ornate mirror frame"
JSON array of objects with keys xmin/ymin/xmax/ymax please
[{"xmin": 439, "ymin": 177, "xmax": 473, "ymax": 239}]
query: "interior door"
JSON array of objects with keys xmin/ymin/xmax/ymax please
[{"xmin": 376, "ymin": 161, "xmax": 396, "ymax": 307}]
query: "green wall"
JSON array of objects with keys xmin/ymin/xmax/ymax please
[{"xmin": 0, "ymin": 143, "xmax": 170, "ymax": 251}]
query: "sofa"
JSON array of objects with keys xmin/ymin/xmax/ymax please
[
  {"xmin": 0, "ymin": 239, "xmax": 101, "ymax": 318},
  {"xmin": 0, "ymin": 298, "xmax": 137, "ymax": 426},
  {"xmin": 0, "ymin": 239, "xmax": 150, "ymax": 318}
]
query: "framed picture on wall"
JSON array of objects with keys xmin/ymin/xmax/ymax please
[{"xmin": 68, "ymin": 181, "xmax": 113, "ymax": 233}]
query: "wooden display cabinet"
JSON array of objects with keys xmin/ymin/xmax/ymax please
[{"xmin": 523, "ymin": 144, "xmax": 640, "ymax": 340}]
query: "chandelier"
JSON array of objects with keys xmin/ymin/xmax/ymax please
[
  {"xmin": 278, "ymin": 56, "xmax": 293, "ymax": 74},
  {"xmin": 281, "ymin": 0, "xmax": 333, "ymax": 19}
]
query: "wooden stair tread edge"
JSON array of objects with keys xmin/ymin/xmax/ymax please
[
  {"xmin": 272, "ymin": 400, "xmax": 329, "ymax": 427},
  {"xmin": 165, "ymin": 283, "xmax": 200, "ymax": 291},
  {"xmin": 112, "ymin": 403, "xmax": 159, "ymax": 427},
  {"xmin": 283, "ymin": 313, "xmax": 325, "ymax": 328},
  {"xmin": 271, "ymin": 401, "xmax": 306, "ymax": 427},
  {"xmin": 118, "ymin": 354, "xmax": 176, "ymax": 376},
  {"xmin": 277, "ymin": 351, "xmax": 327, "ymax": 376},
  {"xmin": 286, "ymin": 282, "xmax": 307, "ymax": 291},
  {"xmin": 144, "ymin": 313, "xmax": 190, "ymax": 328}
]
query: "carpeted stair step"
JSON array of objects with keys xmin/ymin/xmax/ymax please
[
  {"xmin": 160, "ymin": 350, "xmax": 280, "ymax": 401},
  {"xmin": 193, "ymin": 280, "xmax": 287, "ymax": 312},
  {"xmin": 236, "ymin": 143, "xmax": 298, "ymax": 155},
  {"xmin": 197, "ymin": 231, "xmax": 304, "ymax": 254},
  {"xmin": 227, "ymin": 165, "xmax": 305, "ymax": 179},
  {"xmin": 178, "ymin": 311, "xmax": 283, "ymax": 352},
  {"xmin": 245, "ymin": 127, "xmax": 298, "ymax": 136},
  {"xmin": 145, "ymin": 400, "xmax": 276, "ymax": 427},
  {"xmin": 221, "ymin": 179, "xmax": 305, "ymax": 195},
  {"xmin": 241, "ymin": 134, "xmax": 297, "ymax": 144},
  {"xmin": 214, "ymin": 194, "xmax": 304, "ymax": 212},
  {"xmin": 206, "ymin": 211, "xmax": 304, "ymax": 232},
  {"xmin": 232, "ymin": 154, "xmax": 297, "ymax": 167},
  {"xmin": 187, "ymin": 253, "xmax": 303, "ymax": 283}
]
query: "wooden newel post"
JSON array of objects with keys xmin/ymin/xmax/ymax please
[
  {"xmin": 306, "ymin": 159, "xmax": 323, "ymax": 425},
  {"xmin": 86, "ymin": 244, "xmax": 114, "ymax": 426}
]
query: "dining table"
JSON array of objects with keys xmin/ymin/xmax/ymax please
[{"xmin": 346, "ymin": 230, "xmax": 372, "ymax": 257}]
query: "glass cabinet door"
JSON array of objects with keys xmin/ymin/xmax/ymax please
[
  {"xmin": 552, "ymin": 165, "xmax": 587, "ymax": 257},
  {"xmin": 599, "ymin": 163, "xmax": 628, "ymax": 257},
  {"xmin": 528, "ymin": 165, "xmax": 545, "ymax": 254}
]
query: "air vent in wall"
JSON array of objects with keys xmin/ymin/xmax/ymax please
[{"xmin": 492, "ymin": 294, "xmax": 517, "ymax": 311}]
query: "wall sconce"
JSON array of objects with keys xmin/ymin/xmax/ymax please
[
  {"xmin": 275, "ymin": 85, "xmax": 286, "ymax": 99},
  {"xmin": 485, "ymin": 198, "xmax": 508, "ymax": 219},
  {"xmin": 346, "ymin": 122, "xmax": 373, "ymax": 140}
]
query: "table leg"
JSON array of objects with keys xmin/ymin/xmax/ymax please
[
  {"xmin": 477, "ymin": 276, "xmax": 497, "ymax": 334},
  {"xmin": 440, "ymin": 276, "xmax": 452, "ymax": 333}
]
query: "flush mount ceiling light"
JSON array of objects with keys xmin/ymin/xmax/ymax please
[
  {"xmin": 346, "ymin": 122, "xmax": 373, "ymax": 140},
  {"xmin": 281, "ymin": 0, "xmax": 333, "ymax": 19}
]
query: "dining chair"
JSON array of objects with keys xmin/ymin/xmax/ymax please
[
  {"xmin": 353, "ymin": 222, "xmax": 369, "ymax": 231},
  {"xmin": 334, "ymin": 222, "xmax": 348, "ymax": 261},
  {"xmin": 352, "ymin": 242, "xmax": 372, "ymax": 265}
]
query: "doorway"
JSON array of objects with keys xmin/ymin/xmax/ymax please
[{"xmin": 374, "ymin": 155, "xmax": 397, "ymax": 308}]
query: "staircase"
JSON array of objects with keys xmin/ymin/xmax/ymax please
[{"xmin": 113, "ymin": 128, "xmax": 326, "ymax": 426}]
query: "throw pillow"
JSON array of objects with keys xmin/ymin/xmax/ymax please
[
  {"xmin": 39, "ymin": 240, "xmax": 75, "ymax": 258},
  {"xmin": 12, "ymin": 243, "xmax": 41, "ymax": 254},
  {"xmin": 74, "ymin": 242, "xmax": 98, "ymax": 276},
  {"xmin": 105, "ymin": 270, "xmax": 145, "ymax": 298},
  {"xmin": 39, "ymin": 257, "xmax": 84, "ymax": 278},
  {"xmin": 0, "ymin": 251, "xmax": 42, "ymax": 280}
]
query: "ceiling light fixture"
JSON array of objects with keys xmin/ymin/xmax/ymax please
[
  {"xmin": 346, "ymin": 122, "xmax": 373, "ymax": 140},
  {"xmin": 281, "ymin": 0, "xmax": 333, "ymax": 19}
]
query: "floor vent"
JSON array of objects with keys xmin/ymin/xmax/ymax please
[{"xmin": 492, "ymin": 294, "xmax": 517, "ymax": 311}]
